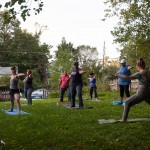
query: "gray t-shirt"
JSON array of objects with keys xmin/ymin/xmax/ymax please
[
  {"xmin": 135, "ymin": 72, "xmax": 150, "ymax": 86},
  {"xmin": 10, "ymin": 75, "xmax": 19, "ymax": 89}
]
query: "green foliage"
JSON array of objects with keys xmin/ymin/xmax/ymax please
[
  {"xmin": 2, "ymin": 0, "xmax": 44, "ymax": 23},
  {"xmin": 49, "ymin": 91, "xmax": 60, "ymax": 98},
  {"xmin": 97, "ymin": 79, "xmax": 111, "ymax": 91},
  {"xmin": 0, "ymin": 12, "xmax": 52, "ymax": 88},
  {"xmin": 50, "ymin": 40, "xmax": 117, "ymax": 90},
  {"xmin": 0, "ymin": 92, "xmax": 150, "ymax": 149},
  {"xmin": 0, "ymin": 75, "xmax": 10, "ymax": 88},
  {"xmin": 50, "ymin": 38, "xmax": 75, "ymax": 89},
  {"xmin": 78, "ymin": 45, "xmax": 99, "ymax": 68},
  {"xmin": 55, "ymin": 37, "xmax": 75, "ymax": 72},
  {"xmin": 103, "ymin": 0, "xmax": 150, "ymax": 68},
  {"xmin": 77, "ymin": 45, "xmax": 99, "ymax": 68}
]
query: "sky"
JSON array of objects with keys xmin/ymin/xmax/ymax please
[{"xmin": 2, "ymin": 0, "xmax": 120, "ymax": 59}]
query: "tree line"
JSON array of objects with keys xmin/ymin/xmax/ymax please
[
  {"xmin": 1, "ymin": 0, "xmax": 149, "ymax": 90},
  {"xmin": 0, "ymin": 11, "xmax": 51, "ymax": 89},
  {"xmin": 0, "ymin": 10, "xmax": 118, "ymax": 90}
]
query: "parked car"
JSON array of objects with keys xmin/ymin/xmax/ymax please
[{"xmin": 31, "ymin": 89, "xmax": 49, "ymax": 99}]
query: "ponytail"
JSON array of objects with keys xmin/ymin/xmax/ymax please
[{"xmin": 136, "ymin": 58, "xmax": 145, "ymax": 69}]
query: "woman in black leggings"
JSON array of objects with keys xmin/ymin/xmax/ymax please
[{"xmin": 116, "ymin": 58, "xmax": 150, "ymax": 122}]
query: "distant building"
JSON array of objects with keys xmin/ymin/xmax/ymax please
[
  {"xmin": 0, "ymin": 67, "xmax": 18, "ymax": 77},
  {"xmin": 99, "ymin": 57, "xmax": 119, "ymax": 67}
]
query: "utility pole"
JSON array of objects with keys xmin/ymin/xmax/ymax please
[{"xmin": 102, "ymin": 41, "xmax": 105, "ymax": 69}]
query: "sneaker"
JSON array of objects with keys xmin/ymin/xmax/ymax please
[{"xmin": 70, "ymin": 105, "xmax": 75, "ymax": 107}]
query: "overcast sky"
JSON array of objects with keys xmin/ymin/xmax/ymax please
[{"xmin": 2, "ymin": 0, "xmax": 120, "ymax": 59}]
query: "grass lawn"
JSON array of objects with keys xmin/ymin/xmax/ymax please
[{"xmin": 0, "ymin": 91, "xmax": 150, "ymax": 150}]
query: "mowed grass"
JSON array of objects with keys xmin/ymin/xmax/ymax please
[{"xmin": 0, "ymin": 91, "xmax": 150, "ymax": 150}]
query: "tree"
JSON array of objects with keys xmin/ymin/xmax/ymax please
[
  {"xmin": 49, "ymin": 38, "xmax": 76, "ymax": 89},
  {"xmin": 0, "ymin": 11, "xmax": 21, "ymax": 66},
  {"xmin": 76, "ymin": 45, "xmax": 99, "ymax": 71},
  {"xmin": 0, "ymin": 12, "xmax": 52, "ymax": 88},
  {"xmin": 55, "ymin": 37, "xmax": 75, "ymax": 72},
  {"xmin": 103, "ymin": 0, "xmax": 150, "ymax": 67},
  {"xmin": 0, "ymin": 0, "xmax": 44, "ymax": 23},
  {"xmin": 74, "ymin": 45, "xmax": 99, "ymax": 85},
  {"xmin": 0, "ymin": 75, "xmax": 10, "ymax": 87}
]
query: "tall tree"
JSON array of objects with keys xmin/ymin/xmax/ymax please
[
  {"xmin": 49, "ymin": 38, "xmax": 75, "ymax": 89},
  {"xmin": 103, "ymin": 0, "xmax": 150, "ymax": 67},
  {"xmin": 0, "ymin": 11, "xmax": 20, "ymax": 66},
  {"xmin": 76, "ymin": 45, "xmax": 99, "ymax": 71},
  {"xmin": 75, "ymin": 45, "xmax": 99, "ymax": 85},
  {"xmin": 55, "ymin": 37, "xmax": 75, "ymax": 72},
  {"xmin": 0, "ymin": 12, "xmax": 52, "ymax": 88}
]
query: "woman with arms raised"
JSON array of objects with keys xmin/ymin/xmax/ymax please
[
  {"xmin": 9, "ymin": 67, "xmax": 25, "ymax": 113},
  {"xmin": 116, "ymin": 58, "xmax": 150, "ymax": 122}
]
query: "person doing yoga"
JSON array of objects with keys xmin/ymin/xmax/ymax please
[
  {"xmin": 117, "ymin": 59, "xmax": 132, "ymax": 103},
  {"xmin": 115, "ymin": 58, "xmax": 150, "ymax": 122},
  {"xmin": 9, "ymin": 67, "xmax": 24, "ymax": 113},
  {"xmin": 24, "ymin": 69, "xmax": 33, "ymax": 105},
  {"xmin": 70, "ymin": 62, "xmax": 86, "ymax": 108}
]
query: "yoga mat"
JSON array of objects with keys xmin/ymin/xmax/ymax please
[
  {"xmin": 84, "ymin": 98, "xmax": 101, "ymax": 101},
  {"xmin": 127, "ymin": 118, "xmax": 150, "ymax": 122},
  {"xmin": 63, "ymin": 104, "xmax": 93, "ymax": 109},
  {"xmin": 98, "ymin": 119, "xmax": 119, "ymax": 124},
  {"xmin": 111, "ymin": 100, "xmax": 125, "ymax": 105},
  {"xmin": 89, "ymin": 99, "xmax": 101, "ymax": 102},
  {"xmin": 2, "ymin": 108, "xmax": 30, "ymax": 115},
  {"xmin": 98, "ymin": 118, "xmax": 150, "ymax": 124}
]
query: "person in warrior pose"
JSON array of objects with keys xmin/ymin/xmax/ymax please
[
  {"xmin": 9, "ymin": 67, "xmax": 24, "ymax": 113},
  {"xmin": 70, "ymin": 62, "xmax": 85, "ymax": 108},
  {"xmin": 116, "ymin": 58, "xmax": 150, "ymax": 122}
]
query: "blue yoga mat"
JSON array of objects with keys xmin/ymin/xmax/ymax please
[
  {"xmin": 63, "ymin": 104, "xmax": 93, "ymax": 109},
  {"xmin": 2, "ymin": 108, "xmax": 30, "ymax": 115},
  {"xmin": 111, "ymin": 100, "xmax": 125, "ymax": 105}
]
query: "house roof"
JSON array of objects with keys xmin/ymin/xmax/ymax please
[{"xmin": 0, "ymin": 67, "xmax": 18, "ymax": 75}]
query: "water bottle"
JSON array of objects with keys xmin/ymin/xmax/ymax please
[{"xmin": 56, "ymin": 102, "xmax": 59, "ymax": 106}]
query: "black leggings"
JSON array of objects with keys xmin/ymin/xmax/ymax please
[
  {"xmin": 90, "ymin": 87, "xmax": 97, "ymax": 99},
  {"xmin": 119, "ymin": 84, "xmax": 130, "ymax": 98}
]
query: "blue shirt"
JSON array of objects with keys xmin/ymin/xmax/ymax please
[
  {"xmin": 118, "ymin": 65, "xmax": 131, "ymax": 85},
  {"xmin": 89, "ymin": 78, "xmax": 96, "ymax": 88}
]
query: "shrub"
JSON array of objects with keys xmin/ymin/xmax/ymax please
[{"xmin": 49, "ymin": 91, "xmax": 60, "ymax": 98}]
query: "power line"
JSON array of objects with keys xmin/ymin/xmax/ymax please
[
  {"xmin": 0, "ymin": 62, "xmax": 50, "ymax": 65},
  {"xmin": 0, "ymin": 51, "xmax": 48, "ymax": 54}
]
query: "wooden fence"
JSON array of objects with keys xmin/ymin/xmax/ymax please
[
  {"xmin": 109, "ymin": 79, "xmax": 138, "ymax": 92},
  {"xmin": 0, "ymin": 90, "xmax": 10, "ymax": 101}
]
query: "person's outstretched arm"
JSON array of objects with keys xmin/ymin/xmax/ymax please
[
  {"xmin": 115, "ymin": 73, "xmax": 136, "ymax": 80},
  {"xmin": 79, "ymin": 70, "xmax": 86, "ymax": 74}
]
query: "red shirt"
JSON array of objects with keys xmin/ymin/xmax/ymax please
[{"xmin": 60, "ymin": 75, "xmax": 70, "ymax": 88}]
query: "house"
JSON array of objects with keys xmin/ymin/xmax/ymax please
[{"xmin": 0, "ymin": 67, "xmax": 18, "ymax": 77}]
